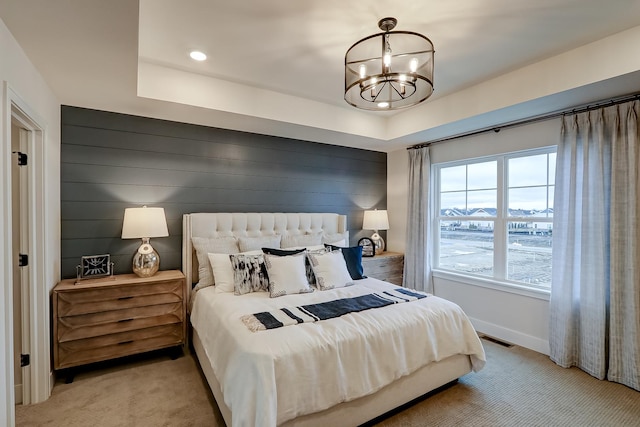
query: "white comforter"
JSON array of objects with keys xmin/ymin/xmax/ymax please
[{"xmin": 190, "ymin": 278, "xmax": 485, "ymax": 427}]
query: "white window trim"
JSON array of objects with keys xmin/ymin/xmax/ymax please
[
  {"xmin": 432, "ymin": 268, "xmax": 551, "ymax": 301},
  {"xmin": 432, "ymin": 146, "xmax": 556, "ymax": 292}
]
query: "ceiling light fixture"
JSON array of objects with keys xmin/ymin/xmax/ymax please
[
  {"xmin": 345, "ymin": 17, "xmax": 434, "ymax": 111},
  {"xmin": 189, "ymin": 50, "xmax": 207, "ymax": 61}
]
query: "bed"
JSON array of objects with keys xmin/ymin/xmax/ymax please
[{"xmin": 183, "ymin": 212, "xmax": 485, "ymax": 427}]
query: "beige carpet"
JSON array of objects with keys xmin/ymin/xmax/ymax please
[
  {"xmin": 16, "ymin": 352, "xmax": 223, "ymax": 427},
  {"xmin": 16, "ymin": 339, "xmax": 640, "ymax": 427}
]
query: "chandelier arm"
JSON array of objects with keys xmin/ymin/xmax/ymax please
[
  {"xmin": 371, "ymin": 81, "xmax": 386, "ymax": 103},
  {"xmin": 390, "ymin": 81, "xmax": 409, "ymax": 100}
]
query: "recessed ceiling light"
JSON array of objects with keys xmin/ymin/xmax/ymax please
[
  {"xmin": 377, "ymin": 102, "xmax": 389, "ymax": 109},
  {"xmin": 189, "ymin": 51, "xmax": 207, "ymax": 61}
]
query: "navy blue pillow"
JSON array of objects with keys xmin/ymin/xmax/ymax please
[
  {"xmin": 325, "ymin": 244, "xmax": 365, "ymax": 280},
  {"xmin": 261, "ymin": 247, "xmax": 306, "ymax": 256}
]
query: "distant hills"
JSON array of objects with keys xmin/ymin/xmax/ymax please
[{"xmin": 441, "ymin": 208, "xmax": 553, "ymax": 217}]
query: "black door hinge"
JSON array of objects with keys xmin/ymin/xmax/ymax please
[
  {"xmin": 12, "ymin": 151, "xmax": 27, "ymax": 166},
  {"xmin": 18, "ymin": 254, "xmax": 28, "ymax": 267},
  {"xmin": 20, "ymin": 354, "xmax": 30, "ymax": 367}
]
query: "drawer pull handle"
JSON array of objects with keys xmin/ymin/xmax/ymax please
[
  {"xmin": 118, "ymin": 296, "xmax": 134, "ymax": 300},
  {"xmin": 118, "ymin": 318, "xmax": 134, "ymax": 323},
  {"xmin": 118, "ymin": 340, "xmax": 134, "ymax": 345}
]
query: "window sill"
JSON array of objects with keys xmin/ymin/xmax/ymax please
[{"xmin": 432, "ymin": 269, "xmax": 551, "ymax": 301}]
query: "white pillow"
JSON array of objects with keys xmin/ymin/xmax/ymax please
[
  {"xmin": 208, "ymin": 250, "xmax": 262, "ymax": 294},
  {"xmin": 281, "ymin": 231, "xmax": 323, "ymax": 249},
  {"xmin": 192, "ymin": 237, "xmax": 239, "ymax": 288},
  {"xmin": 325, "ymin": 239, "xmax": 346, "ymax": 247},
  {"xmin": 208, "ymin": 253, "xmax": 235, "ymax": 294},
  {"xmin": 264, "ymin": 253, "xmax": 314, "ymax": 298},
  {"xmin": 323, "ymin": 232, "xmax": 349, "ymax": 246},
  {"xmin": 238, "ymin": 235, "xmax": 282, "ymax": 252},
  {"xmin": 307, "ymin": 249, "xmax": 354, "ymax": 291}
]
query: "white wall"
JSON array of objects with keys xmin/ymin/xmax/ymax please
[
  {"xmin": 387, "ymin": 118, "xmax": 561, "ymax": 355},
  {"xmin": 387, "ymin": 149, "xmax": 409, "ymax": 254},
  {"xmin": 1, "ymin": 16, "xmax": 60, "ymax": 425}
]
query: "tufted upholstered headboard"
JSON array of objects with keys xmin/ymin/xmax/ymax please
[{"xmin": 182, "ymin": 212, "xmax": 348, "ymax": 299}]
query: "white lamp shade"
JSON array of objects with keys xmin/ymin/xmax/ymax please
[
  {"xmin": 363, "ymin": 209, "xmax": 389, "ymax": 231},
  {"xmin": 121, "ymin": 207, "xmax": 169, "ymax": 239}
]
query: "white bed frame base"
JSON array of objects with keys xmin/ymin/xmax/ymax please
[{"xmin": 193, "ymin": 329, "xmax": 472, "ymax": 427}]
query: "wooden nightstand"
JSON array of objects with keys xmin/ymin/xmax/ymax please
[
  {"xmin": 52, "ymin": 270, "xmax": 186, "ymax": 372},
  {"xmin": 361, "ymin": 252, "xmax": 404, "ymax": 285}
]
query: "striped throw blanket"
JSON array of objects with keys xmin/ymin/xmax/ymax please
[{"xmin": 241, "ymin": 288, "xmax": 427, "ymax": 332}]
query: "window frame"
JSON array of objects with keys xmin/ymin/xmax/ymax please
[{"xmin": 432, "ymin": 146, "xmax": 556, "ymax": 296}]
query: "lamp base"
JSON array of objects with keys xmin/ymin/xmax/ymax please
[
  {"xmin": 371, "ymin": 232, "xmax": 385, "ymax": 255},
  {"xmin": 132, "ymin": 239, "xmax": 160, "ymax": 278}
]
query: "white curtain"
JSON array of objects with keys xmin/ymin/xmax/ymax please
[
  {"xmin": 403, "ymin": 147, "xmax": 432, "ymax": 293},
  {"xmin": 550, "ymin": 100, "xmax": 640, "ymax": 391}
]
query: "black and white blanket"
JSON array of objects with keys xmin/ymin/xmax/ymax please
[{"xmin": 241, "ymin": 288, "xmax": 427, "ymax": 332}]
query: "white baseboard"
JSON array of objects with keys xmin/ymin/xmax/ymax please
[
  {"xmin": 50, "ymin": 370, "xmax": 55, "ymax": 394},
  {"xmin": 470, "ymin": 317, "xmax": 550, "ymax": 355}
]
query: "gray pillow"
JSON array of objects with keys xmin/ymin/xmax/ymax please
[{"xmin": 191, "ymin": 236, "xmax": 239, "ymax": 288}]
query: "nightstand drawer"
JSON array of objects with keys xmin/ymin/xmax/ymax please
[
  {"xmin": 56, "ymin": 281, "xmax": 183, "ymax": 316},
  {"xmin": 57, "ymin": 303, "xmax": 184, "ymax": 342},
  {"xmin": 57, "ymin": 323, "xmax": 183, "ymax": 369},
  {"xmin": 364, "ymin": 261, "xmax": 403, "ymax": 277}
]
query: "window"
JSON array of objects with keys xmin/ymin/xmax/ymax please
[{"xmin": 434, "ymin": 148, "xmax": 555, "ymax": 290}]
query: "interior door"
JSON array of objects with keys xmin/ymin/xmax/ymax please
[{"xmin": 11, "ymin": 124, "xmax": 31, "ymax": 405}]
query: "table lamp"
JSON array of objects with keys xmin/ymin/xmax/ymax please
[
  {"xmin": 363, "ymin": 209, "xmax": 389, "ymax": 255},
  {"xmin": 121, "ymin": 206, "xmax": 169, "ymax": 277}
]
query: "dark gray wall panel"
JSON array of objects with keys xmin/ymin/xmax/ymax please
[{"xmin": 61, "ymin": 106, "xmax": 387, "ymax": 279}]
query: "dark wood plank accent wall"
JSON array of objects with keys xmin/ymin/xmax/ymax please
[{"xmin": 61, "ymin": 106, "xmax": 387, "ymax": 279}]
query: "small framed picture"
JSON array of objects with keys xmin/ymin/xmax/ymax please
[
  {"xmin": 77, "ymin": 254, "xmax": 113, "ymax": 280},
  {"xmin": 358, "ymin": 237, "xmax": 375, "ymax": 257}
]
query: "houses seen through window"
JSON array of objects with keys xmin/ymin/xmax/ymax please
[{"xmin": 435, "ymin": 148, "xmax": 555, "ymax": 290}]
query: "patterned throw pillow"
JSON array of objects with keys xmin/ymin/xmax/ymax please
[
  {"xmin": 263, "ymin": 246, "xmax": 326, "ymax": 286},
  {"xmin": 263, "ymin": 253, "xmax": 314, "ymax": 298},
  {"xmin": 229, "ymin": 253, "xmax": 269, "ymax": 295},
  {"xmin": 307, "ymin": 249, "xmax": 354, "ymax": 291},
  {"xmin": 304, "ymin": 247, "xmax": 328, "ymax": 286},
  {"xmin": 324, "ymin": 244, "xmax": 365, "ymax": 280}
]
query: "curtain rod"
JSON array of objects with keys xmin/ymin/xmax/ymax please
[{"xmin": 408, "ymin": 91, "xmax": 640, "ymax": 150}]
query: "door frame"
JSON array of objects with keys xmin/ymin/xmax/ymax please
[{"xmin": 2, "ymin": 82, "xmax": 50, "ymax": 424}]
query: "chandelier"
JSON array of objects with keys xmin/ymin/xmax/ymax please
[{"xmin": 344, "ymin": 17, "xmax": 434, "ymax": 111}]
